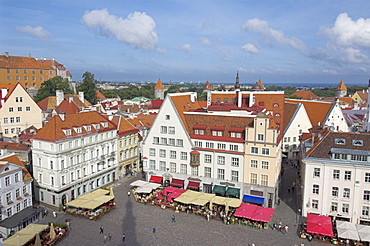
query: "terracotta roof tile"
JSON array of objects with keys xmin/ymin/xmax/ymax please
[
  {"xmin": 0, "ymin": 153, "xmax": 33, "ymax": 182},
  {"xmin": 283, "ymin": 102, "xmax": 299, "ymax": 133},
  {"xmin": 0, "ymin": 142, "xmax": 30, "ymax": 152},
  {"xmin": 291, "ymin": 90, "xmax": 318, "ymax": 100},
  {"xmin": 0, "ymin": 55, "xmax": 53, "ymax": 69},
  {"xmin": 55, "ymin": 100, "xmax": 80, "ymax": 114},
  {"xmin": 94, "ymin": 91, "xmax": 106, "ymax": 99},
  {"xmin": 170, "ymin": 94, "xmax": 202, "ymax": 129},
  {"xmin": 154, "ymin": 79, "xmax": 164, "ymax": 89},
  {"xmin": 336, "ymin": 80, "xmax": 347, "ymax": 91}
]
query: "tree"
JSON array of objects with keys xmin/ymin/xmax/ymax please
[
  {"xmin": 34, "ymin": 76, "xmax": 72, "ymax": 102},
  {"xmin": 77, "ymin": 71, "xmax": 98, "ymax": 104}
]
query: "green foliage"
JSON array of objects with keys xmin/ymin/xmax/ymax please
[
  {"xmin": 287, "ymin": 94, "xmax": 301, "ymax": 99},
  {"xmin": 34, "ymin": 76, "xmax": 72, "ymax": 102},
  {"xmin": 347, "ymin": 85, "xmax": 367, "ymax": 95},
  {"xmin": 198, "ymin": 92, "xmax": 208, "ymax": 101},
  {"xmin": 282, "ymin": 86, "xmax": 297, "ymax": 96},
  {"xmin": 265, "ymin": 85, "xmax": 283, "ymax": 91},
  {"xmin": 77, "ymin": 71, "xmax": 98, "ymax": 104},
  {"xmin": 310, "ymin": 86, "xmax": 335, "ymax": 97}
]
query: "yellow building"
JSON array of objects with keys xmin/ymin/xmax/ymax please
[
  {"xmin": 0, "ymin": 83, "xmax": 43, "ymax": 137},
  {"xmin": 0, "ymin": 52, "xmax": 57, "ymax": 88}
]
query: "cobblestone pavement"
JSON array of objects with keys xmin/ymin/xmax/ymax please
[{"xmin": 38, "ymin": 168, "xmax": 327, "ymax": 246}]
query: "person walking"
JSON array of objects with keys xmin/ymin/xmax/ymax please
[
  {"xmin": 122, "ymin": 233, "xmax": 125, "ymax": 242},
  {"xmin": 53, "ymin": 211, "xmax": 57, "ymax": 218},
  {"xmin": 153, "ymin": 227, "xmax": 156, "ymax": 233},
  {"xmin": 100, "ymin": 225, "xmax": 104, "ymax": 234},
  {"xmin": 172, "ymin": 215, "xmax": 176, "ymax": 223},
  {"xmin": 285, "ymin": 225, "xmax": 289, "ymax": 233},
  {"xmin": 103, "ymin": 234, "xmax": 108, "ymax": 243},
  {"xmin": 128, "ymin": 191, "xmax": 131, "ymax": 196},
  {"xmin": 108, "ymin": 233, "xmax": 112, "ymax": 241}
]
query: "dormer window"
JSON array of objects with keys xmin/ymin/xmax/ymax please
[
  {"xmin": 101, "ymin": 122, "xmax": 108, "ymax": 128},
  {"xmin": 74, "ymin": 127, "xmax": 82, "ymax": 134},
  {"xmin": 63, "ymin": 129, "xmax": 72, "ymax": 136},
  {"xmin": 211, "ymin": 126, "xmax": 224, "ymax": 137},
  {"xmin": 93, "ymin": 123, "xmax": 100, "ymax": 130},
  {"xmin": 193, "ymin": 125, "xmax": 206, "ymax": 135},
  {"xmin": 84, "ymin": 125, "xmax": 92, "ymax": 132},
  {"xmin": 353, "ymin": 140, "xmax": 363, "ymax": 146},
  {"xmin": 195, "ymin": 129, "xmax": 204, "ymax": 135},
  {"xmin": 212, "ymin": 131, "xmax": 222, "ymax": 137},
  {"xmin": 335, "ymin": 139, "xmax": 345, "ymax": 145}
]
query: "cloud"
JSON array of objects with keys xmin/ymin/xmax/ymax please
[
  {"xmin": 180, "ymin": 44, "xmax": 192, "ymax": 52},
  {"xmin": 201, "ymin": 37, "xmax": 211, "ymax": 46},
  {"xmin": 218, "ymin": 47, "xmax": 232, "ymax": 61},
  {"xmin": 82, "ymin": 9, "xmax": 158, "ymax": 50},
  {"xmin": 241, "ymin": 18, "xmax": 306, "ymax": 52},
  {"xmin": 241, "ymin": 43, "xmax": 260, "ymax": 54},
  {"xmin": 319, "ymin": 13, "xmax": 370, "ymax": 49},
  {"xmin": 16, "ymin": 26, "xmax": 52, "ymax": 41}
]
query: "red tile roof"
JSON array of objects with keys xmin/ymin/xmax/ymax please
[
  {"xmin": 154, "ymin": 79, "xmax": 164, "ymax": 89},
  {"xmin": 106, "ymin": 115, "xmax": 139, "ymax": 136},
  {"xmin": 149, "ymin": 99, "xmax": 163, "ymax": 109},
  {"xmin": 0, "ymin": 142, "xmax": 30, "ymax": 152},
  {"xmin": 336, "ymin": 80, "xmax": 347, "ymax": 91},
  {"xmin": 0, "ymin": 55, "xmax": 53, "ymax": 69},
  {"xmin": 94, "ymin": 91, "xmax": 106, "ymax": 100},
  {"xmin": 33, "ymin": 111, "xmax": 116, "ymax": 142},
  {"xmin": 55, "ymin": 100, "xmax": 80, "ymax": 114},
  {"xmin": 354, "ymin": 90, "xmax": 368, "ymax": 101},
  {"xmin": 0, "ymin": 153, "xmax": 33, "ymax": 182},
  {"xmin": 291, "ymin": 90, "xmax": 318, "ymax": 100},
  {"xmin": 0, "ymin": 83, "xmax": 17, "ymax": 108},
  {"xmin": 170, "ymin": 94, "xmax": 202, "ymax": 129},
  {"xmin": 283, "ymin": 102, "xmax": 299, "ymax": 133}
]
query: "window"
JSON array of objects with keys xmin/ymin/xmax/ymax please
[
  {"xmin": 16, "ymin": 189, "xmax": 20, "ymax": 198},
  {"xmin": 159, "ymin": 161, "xmax": 166, "ymax": 171},
  {"xmin": 342, "ymin": 203, "xmax": 349, "ymax": 214},
  {"xmin": 170, "ymin": 150, "xmax": 176, "ymax": 159},
  {"xmin": 366, "ymin": 173, "xmax": 370, "ymax": 183},
  {"xmin": 212, "ymin": 130, "xmax": 222, "ymax": 136},
  {"xmin": 217, "ymin": 143, "xmax": 226, "ymax": 150},
  {"xmin": 25, "ymin": 76, "xmax": 28, "ymax": 81},
  {"xmin": 363, "ymin": 206, "xmax": 370, "ymax": 217},
  {"xmin": 23, "ymin": 186, "xmax": 27, "ymax": 195},
  {"xmin": 262, "ymin": 148, "xmax": 270, "ymax": 155},
  {"xmin": 231, "ymin": 132, "xmax": 241, "ymax": 138},
  {"xmin": 149, "ymin": 148, "xmax": 156, "ymax": 156},
  {"xmin": 7, "ymin": 208, "xmax": 12, "ymax": 217},
  {"xmin": 192, "ymin": 166, "xmax": 199, "ymax": 176},
  {"xmin": 161, "ymin": 126, "xmax": 167, "ymax": 134},
  {"xmin": 331, "ymin": 202, "xmax": 338, "ymax": 213},
  {"xmin": 165, "ymin": 115, "xmax": 170, "ymax": 120},
  {"xmin": 261, "ymin": 174, "xmax": 268, "ymax": 186},
  {"xmin": 159, "ymin": 149, "xmax": 166, "ymax": 158},
  {"xmin": 217, "ymin": 156, "xmax": 225, "ymax": 165},
  {"xmin": 232, "ymin": 157, "xmax": 239, "ymax": 167},
  {"xmin": 149, "ymin": 160, "xmax": 156, "ymax": 170},
  {"xmin": 312, "ymin": 184, "xmax": 319, "ymax": 194},
  {"xmin": 364, "ymin": 190, "xmax": 370, "ymax": 201},
  {"xmin": 257, "ymin": 134, "xmax": 264, "ymax": 141},
  {"xmin": 5, "ymin": 176, "xmax": 10, "ymax": 186},
  {"xmin": 333, "ymin": 170, "xmax": 340, "ymax": 180},
  {"xmin": 313, "ymin": 168, "xmax": 320, "ymax": 178},
  {"xmin": 250, "ymin": 160, "xmax": 258, "ymax": 168},
  {"xmin": 206, "ymin": 142, "xmax": 214, "ymax": 148},
  {"xmin": 15, "ymin": 173, "xmax": 19, "ymax": 182},
  {"xmin": 181, "ymin": 152, "xmax": 187, "ymax": 160},
  {"xmin": 250, "ymin": 173, "xmax": 257, "ymax": 184},
  {"xmin": 195, "ymin": 141, "xmax": 202, "ymax": 147},
  {"xmin": 204, "ymin": 167, "xmax": 211, "ymax": 178},
  {"xmin": 181, "ymin": 164, "xmax": 187, "ymax": 174},
  {"xmin": 343, "ymin": 188, "xmax": 350, "ymax": 199},
  {"xmin": 205, "ymin": 154, "xmax": 212, "ymax": 163},
  {"xmin": 161, "ymin": 138, "xmax": 167, "ymax": 145},
  {"xmin": 169, "ymin": 138, "xmax": 175, "ymax": 146},
  {"xmin": 17, "ymin": 107, "xmax": 22, "ymax": 111},
  {"xmin": 32, "ymin": 76, "xmax": 36, "ymax": 81},
  {"xmin": 170, "ymin": 162, "xmax": 176, "ymax": 173},
  {"xmin": 176, "ymin": 139, "xmax": 184, "ymax": 147},
  {"xmin": 251, "ymin": 147, "xmax": 258, "ymax": 154},
  {"xmin": 344, "ymin": 171, "xmax": 351, "ymax": 181},
  {"xmin": 261, "ymin": 161, "xmax": 269, "ymax": 170},
  {"xmin": 230, "ymin": 144, "xmax": 238, "ymax": 151},
  {"xmin": 352, "ymin": 140, "xmax": 363, "ymax": 146},
  {"xmin": 332, "ymin": 187, "xmax": 339, "ymax": 197},
  {"xmin": 50, "ymin": 161, "xmax": 53, "ymax": 169},
  {"xmin": 153, "ymin": 137, "xmax": 159, "ymax": 144},
  {"xmin": 312, "ymin": 199, "xmax": 319, "ymax": 210},
  {"xmin": 51, "ymin": 176, "xmax": 54, "ymax": 185},
  {"xmin": 335, "ymin": 139, "xmax": 345, "ymax": 145},
  {"xmin": 217, "ymin": 169, "xmax": 225, "ymax": 180},
  {"xmin": 231, "ymin": 170, "xmax": 239, "ymax": 182},
  {"xmin": 3, "ymin": 118, "xmax": 8, "ymax": 123},
  {"xmin": 9, "ymin": 107, "xmax": 13, "ymax": 112},
  {"xmin": 10, "ymin": 117, "xmax": 14, "ymax": 123},
  {"xmin": 168, "ymin": 127, "xmax": 175, "ymax": 134}
]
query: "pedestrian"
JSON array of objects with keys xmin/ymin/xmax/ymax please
[
  {"xmin": 285, "ymin": 225, "xmax": 289, "ymax": 233},
  {"xmin": 108, "ymin": 233, "xmax": 112, "ymax": 241},
  {"xmin": 153, "ymin": 227, "xmax": 156, "ymax": 233},
  {"xmin": 66, "ymin": 221, "xmax": 71, "ymax": 230},
  {"xmin": 100, "ymin": 225, "xmax": 104, "ymax": 234},
  {"xmin": 292, "ymin": 185, "xmax": 295, "ymax": 192},
  {"xmin": 128, "ymin": 191, "xmax": 131, "ymax": 196},
  {"xmin": 122, "ymin": 233, "xmax": 125, "ymax": 242},
  {"xmin": 172, "ymin": 215, "xmax": 176, "ymax": 223},
  {"xmin": 288, "ymin": 188, "xmax": 290, "ymax": 193},
  {"xmin": 278, "ymin": 223, "xmax": 282, "ymax": 232},
  {"xmin": 273, "ymin": 223, "xmax": 276, "ymax": 230},
  {"xmin": 53, "ymin": 211, "xmax": 57, "ymax": 218},
  {"xmin": 63, "ymin": 205, "xmax": 66, "ymax": 212},
  {"xmin": 103, "ymin": 234, "xmax": 108, "ymax": 243},
  {"xmin": 44, "ymin": 210, "xmax": 48, "ymax": 217},
  {"xmin": 206, "ymin": 213, "xmax": 210, "ymax": 221}
]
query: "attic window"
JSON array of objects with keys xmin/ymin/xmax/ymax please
[
  {"xmin": 74, "ymin": 127, "xmax": 82, "ymax": 134},
  {"xmin": 63, "ymin": 129, "xmax": 72, "ymax": 136},
  {"xmin": 5, "ymin": 167, "xmax": 9, "ymax": 171},
  {"xmin": 93, "ymin": 124, "xmax": 100, "ymax": 130},
  {"xmin": 101, "ymin": 122, "xmax": 108, "ymax": 128},
  {"xmin": 273, "ymin": 103, "xmax": 279, "ymax": 107},
  {"xmin": 275, "ymin": 113, "xmax": 281, "ymax": 116},
  {"xmin": 335, "ymin": 139, "xmax": 345, "ymax": 145},
  {"xmin": 352, "ymin": 140, "xmax": 363, "ymax": 146},
  {"xmin": 84, "ymin": 125, "xmax": 92, "ymax": 132}
]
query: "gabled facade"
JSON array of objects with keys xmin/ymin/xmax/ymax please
[
  {"xmin": 283, "ymin": 102, "xmax": 312, "ymax": 159},
  {"xmin": 352, "ymin": 90, "xmax": 368, "ymax": 104},
  {"xmin": 301, "ymin": 132, "xmax": 370, "ymax": 224},
  {"xmin": 31, "ymin": 111, "xmax": 118, "ymax": 208},
  {"xmin": 0, "ymin": 152, "xmax": 33, "ymax": 235},
  {"xmin": 336, "ymin": 80, "xmax": 348, "ymax": 98},
  {"xmin": 0, "ymin": 83, "xmax": 43, "ymax": 138}
]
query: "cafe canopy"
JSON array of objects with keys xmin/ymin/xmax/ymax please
[
  {"xmin": 134, "ymin": 182, "xmax": 161, "ymax": 193},
  {"xmin": 306, "ymin": 213, "xmax": 334, "ymax": 237},
  {"xmin": 174, "ymin": 190, "xmax": 216, "ymax": 205},
  {"xmin": 356, "ymin": 224, "xmax": 370, "ymax": 242},
  {"xmin": 67, "ymin": 188, "xmax": 114, "ymax": 210},
  {"xmin": 233, "ymin": 203, "xmax": 274, "ymax": 223},
  {"xmin": 130, "ymin": 180, "xmax": 149, "ymax": 187},
  {"xmin": 3, "ymin": 224, "xmax": 48, "ymax": 246}
]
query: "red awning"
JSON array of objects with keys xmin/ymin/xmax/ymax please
[
  {"xmin": 170, "ymin": 178, "xmax": 184, "ymax": 188},
  {"xmin": 234, "ymin": 203, "xmax": 258, "ymax": 219},
  {"xmin": 149, "ymin": 175, "xmax": 163, "ymax": 184},
  {"xmin": 306, "ymin": 213, "xmax": 334, "ymax": 237},
  {"xmin": 187, "ymin": 181, "xmax": 200, "ymax": 190},
  {"xmin": 163, "ymin": 186, "xmax": 179, "ymax": 196}
]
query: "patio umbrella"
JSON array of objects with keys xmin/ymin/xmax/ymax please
[
  {"xmin": 356, "ymin": 224, "xmax": 370, "ymax": 242},
  {"xmin": 2, "ymin": 234, "xmax": 32, "ymax": 246},
  {"xmin": 109, "ymin": 187, "xmax": 114, "ymax": 197},
  {"xmin": 337, "ymin": 227, "xmax": 360, "ymax": 241},
  {"xmin": 50, "ymin": 223, "xmax": 56, "ymax": 239},
  {"xmin": 336, "ymin": 221, "xmax": 357, "ymax": 231},
  {"xmin": 306, "ymin": 213, "xmax": 334, "ymax": 237},
  {"xmin": 35, "ymin": 233, "xmax": 42, "ymax": 246}
]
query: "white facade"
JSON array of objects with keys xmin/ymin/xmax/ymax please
[
  {"xmin": 323, "ymin": 100, "xmax": 349, "ymax": 132},
  {"xmin": 32, "ymin": 114, "xmax": 118, "ymax": 208}
]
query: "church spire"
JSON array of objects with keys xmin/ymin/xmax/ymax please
[{"xmin": 235, "ymin": 71, "xmax": 240, "ymax": 90}]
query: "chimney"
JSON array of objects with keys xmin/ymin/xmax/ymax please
[
  {"xmin": 28, "ymin": 53, "xmax": 32, "ymax": 58},
  {"xmin": 79, "ymin": 91, "xmax": 85, "ymax": 103},
  {"xmin": 4, "ymin": 52, "xmax": 9, "ymax": 57},
  {"xmin": 56, "ymin": 90, "xmax": 64, "ymax": 106},
  {"xmin": 69, "ymin": 96, "xmax": 73, "ymax": 103}
]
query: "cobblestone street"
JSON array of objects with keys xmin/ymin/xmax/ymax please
[{"xmin": 38, "ymin": 165, "xmax": 327, "ymax": 246}]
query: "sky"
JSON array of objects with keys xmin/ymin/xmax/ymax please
[{"xmin": 1, "ymin": 1, "xmax": 370, "ymax": 86}]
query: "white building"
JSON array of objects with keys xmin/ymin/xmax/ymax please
[
  {"xmin": 0, "ymin": 151, "xmax": 34, "ymax": 235},
  {"xmin": 301, "ymin": 131, "xmax": 370, "ymax": 224},
  {"xmin": 31, "ymin": 111, "xmax": 118, "ymax": 208}
]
